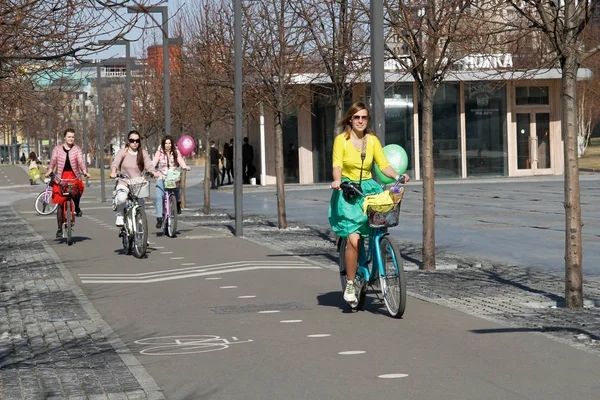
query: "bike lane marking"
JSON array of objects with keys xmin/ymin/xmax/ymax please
[
  {"xmin": 134, "ymin": 335, "xmax": 254, "ymax": 356},
  {"xmin": 79, "ymin": 260, "xmax": 320, "ymax": 283},
  {"xmin": 378, "ymin": 374, "xmax": 409, "ymax": 379}
]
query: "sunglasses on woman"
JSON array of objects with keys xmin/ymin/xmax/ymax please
[
  {"xmin": 352, "ymin": 115, "xmax": 369, "ymax": 121},
  {"xmin": 129, "ymin": 138, "xmax": 141, "ymax": 143}
]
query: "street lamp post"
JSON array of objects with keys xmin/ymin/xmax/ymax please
[
  {"xmin": 234, "ymin": 0, "xmax": 243, "ymax": 237},
  {"xmin": 79, "ymin": 61, "xmax": 106, "ymax": 202},
  {"xmin": 128, "ymin": 5, "xmax": 172, "ymax": 136},
  {"xmin": 99, "ymin": 40, "xmax": 132, "ymax": 134},
  {"xmin": 370, "ymin": 0, "xmax": 385, "ymax": 146},
  {"xmin": 73, "ymin": 91, "xmax": 89, "ymax": 187}
]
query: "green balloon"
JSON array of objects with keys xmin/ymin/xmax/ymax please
[{"xmin": 374, "ymin": 144, "xmax": 409, "ymax": 184}]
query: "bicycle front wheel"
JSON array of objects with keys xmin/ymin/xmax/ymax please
[
  {"xmin": 338, "ymin": 238, "xmax": 366, "ymax": 311},
  {"xmin": 65, "ymin": 200, "xmax": 73, "ymax": 246},
  {"xmin": 35, "ymin": 191, "xmax": 58, "ymax": 215},
  {"xmin": 166, "ymin": 193, "xmax": 177, "ymax": 238},
  {"xmin": 121, "ymin": 227, "xmax": 132, "ymax": 255},
  {"xmin": 132, "ymin": 207, "xmax": 148, "ymax": 259},
  {"xmin": 378, "ymin": 236, "xmax": 406, "ymax": 318}
]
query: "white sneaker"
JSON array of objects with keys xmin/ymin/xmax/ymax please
[
  {"xmin": 115, "ymin": 215, "xmax": 124, "ymax": 227},
  {"xmin": 344, "ymin": 280, "xmax": 357, "ymax": 303}
]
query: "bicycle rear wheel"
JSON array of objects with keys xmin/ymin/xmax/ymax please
[
  {"xmin": 65, "ymin": 200, "xmax": 73, "ymax": 246},
  {"xmin": 132, "ymin": 207, "xmax": 148, "ymax": 258},
  {"xmin": 338, "ymin": 238, "xmax": 366, "ymax": 311},
  {"xmin": 35, "ymin": 191, "xmax": 58, "ymax": 215},
  {"xmin": 166, "ymin": 193, "xmax": 177, "ymax": 237},
  {"xmin": 378, "ymin": 236, "xmax": 406, "ymax": 318}
]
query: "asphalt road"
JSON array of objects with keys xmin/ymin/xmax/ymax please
[
  {"xmin": 186, "ymin": 174, "xmax": 600, "ymax": 276},
  {"xmin": 3, "ymin": 164, "xmax": 600, "ymax": 399}
]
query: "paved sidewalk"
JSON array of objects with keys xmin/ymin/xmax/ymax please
[
  {"xmin": 0, "ymin": 205, "xmax": 164, "ymax": 400},
  {"xmin": 179, "ymin": 206, "xmax": 600, "ymax": 356}
]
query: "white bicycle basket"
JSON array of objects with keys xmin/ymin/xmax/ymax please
[{"xmin": 129, "ymin": 179, "xmax": 150, "ymax": 198}]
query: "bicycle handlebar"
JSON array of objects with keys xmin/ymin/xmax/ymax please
[
  {"xmin": 50, "ymin": 172, "xmax": 85, "ymax": 182},
  {"xmin": 337, "ymin": 175, "xmax": 406, "ymax": 198},
  {"xmin": 115, "ymin": 172, "xmax": 154, "ymax": 180}
]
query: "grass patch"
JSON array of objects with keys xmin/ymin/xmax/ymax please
[{"xmin": 579, "ymin": 137, "xmax": 600, "ymax": 170}]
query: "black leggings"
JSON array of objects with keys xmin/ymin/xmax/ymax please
[{"xmin": 57, "ymin": 196, "xmax": 80, "ymax": 229}]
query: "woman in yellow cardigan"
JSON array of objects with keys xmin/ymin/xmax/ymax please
[{"xmin": 329, "ymin": 102, "xmax": 410, "ymax": 304}]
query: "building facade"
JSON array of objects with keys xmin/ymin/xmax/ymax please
[{"xmin": 248, "ymin": 68, "xmax": 592, "ymax": 184}]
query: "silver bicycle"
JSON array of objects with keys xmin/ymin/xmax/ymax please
[{"xmin": 115, "ymin": 174, "xmax": 150, "ymax": 258}]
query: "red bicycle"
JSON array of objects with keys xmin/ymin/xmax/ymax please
[{"xmin": 52, "ymin": 173, "xmax": 84, "ymax": 246}]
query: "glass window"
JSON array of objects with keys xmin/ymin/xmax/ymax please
[
  {"xmin": 282, "ymin": 112, "xmax": 299, "ymax": 183},
  {"xmin": 465, "ymin": 83, "xmax": 508, "ymax": 177},
  {"xmin": 516, "ymin": 86, "xmax": 548, "ymax": 105},
  {"xmin": 420, "ymin": 83, "xmax": 460, "ymax": 178},
  {"xmin": 312, "ymin": 97, "xmax": 337, "ymax": 183},
  {"xmin": 383, "ymin": 84, "xmax": 414, "ymax": 178},
  {"xmin": 365, "ymin": 84, "xmax": 415, "ymax": 178}
]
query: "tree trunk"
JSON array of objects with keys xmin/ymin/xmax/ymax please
[
  {"xmin": 335, "ymin": 88, "xmax": 346, "ymax": 134},
  {"xmin": 180, "ymin": 170, "xmax": 186, "ymax": 209},
  {"xmin": 274, "ymin": 107, "xmax": 287, "ymax": 229},
  {"xmin": 202, "ymin": 126, "xmax": 211, "ymax": 215},
  {"xmin": 561, "ymin": 54, "xmax": 583, "ymax": 308},
  {"xmin": 421, "ymin": 82, "xmax": 436, "ymax": 270}
]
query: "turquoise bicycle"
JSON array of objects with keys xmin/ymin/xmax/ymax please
[{"xmin": 337, "ymin": 181, "xmax": 407, "ymax": 318}]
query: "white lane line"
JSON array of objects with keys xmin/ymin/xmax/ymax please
[
  {"xmin": 21, "ymin": 206, "xmax": 115, "ymax": 214},
  {"xmin": 79, "ymin": 261, "xmax": 319, "ymax": 283},
  {"xmin": 170, "ymin": 257, "xmax": 184, "ymax": 260},
  {"xmin": 307, "ymin": 334, "xmax": 331, "ymax": 338},
  {"xmin": 80, "ymin": 266, "xmax": 320, "ymax": 283},
  {"xmin": 258, "ymin": 310, "xmax": 280, "ymax": 314},
  {"xmin": 160, "ymin": 252, "xmax": 174, "ymax": 255},
  {"xmin": 238, "ymin": 295, "xmax": 256, "ymax": 299},
  {"xmin": 280, "ymin": 320, "xmax": 302, "ymax": 323},
  {"xmin": 205, "ymin": 277, "xmax": 222, "ymax": 280},
  {"xmin": 154, "ymin": 246, "xmax": 165, "ymax": 249},
  {"xmin": 220, "ymin": 286, "xmax": 238, "ymax": 289},
  {"xmin": 338, "ymin": 351, "xmax": 365, "ymax": 355},
  {"xmin": 80, "ymin": 260, "xmax": 309, "ymax": 277},
  {"xmin": 378, "ymin": 374, "xmax": 408, "ymax": 379},
  {"xmin": 181, "ymin": 263, "xmax": 196, "ymax": 266}
]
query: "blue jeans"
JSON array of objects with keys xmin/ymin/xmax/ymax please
[{"xmin": 155, "ymin": 179, "xmax": 181, "ymax": 218}]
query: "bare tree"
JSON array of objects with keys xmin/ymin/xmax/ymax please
[
  {"xmin": 294, "ymin": 0, "xmax": 369, "ymax": 127},
  {"xmin": 131, "ymin": 46, "xmax": 164, "ymax": 155},
  {"xmin": 504, "ymin": 0, "xmax": 600, "ymax": 308},
  {"xmin": 244, "ymin": 0, "xmax": 311, "ymax": 229},
  {"xmin": 385, "ymin": 0, "xmax": 475, "ymax": 270},
  {"xmin": 178, "ymin": 0, "xmax": 234, "ymax": 214},
  {"xmin": 0, "ymin": 1, "xmax": 165, "ymax": 85}
]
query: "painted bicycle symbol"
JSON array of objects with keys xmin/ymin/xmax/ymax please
[{"xmin": 134, "ymin": 335, "xmax": 253, "ymax": 355}]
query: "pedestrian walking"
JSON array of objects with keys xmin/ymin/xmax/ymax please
[
  {"xmin": 221, "ymin": 142, "xmax": 233, "ymax": 185},
  {"xmin": 242, "ymin": 137, "xmax": 254, "ymax": 184},
  {"xmin": 209, "ymin": 141, "xmax": 221, "ymax": 190},
  {"xmin": 27, "ymin": 152, "xmax": 41, "ymax": 185}
]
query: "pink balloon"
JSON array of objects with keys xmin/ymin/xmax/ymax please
[{"xmin": 177, "ymin": 135, "xmax": 195, "ymax": 156}]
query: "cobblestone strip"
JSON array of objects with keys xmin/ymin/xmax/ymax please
[
  {"xmin": 0, "ymin": 206, "xmax": 165, "ymax": 400},
  {"xmin": 181, "ymin": 208, "xmax": 600, "ymax": 356}
]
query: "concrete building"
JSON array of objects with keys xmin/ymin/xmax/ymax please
[{"xmin": 248, "ymin": 61, "xmax": 592, "ymax": 184}]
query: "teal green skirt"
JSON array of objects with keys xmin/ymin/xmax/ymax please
[{"xmin": 328, "ymin": 178, "xmax": 383, "ymax": 238}]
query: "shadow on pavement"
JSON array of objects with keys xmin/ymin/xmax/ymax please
[{"xmin": 471, "ymin": 326, "xmax": 600, "ymax": 341}]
